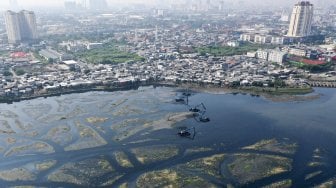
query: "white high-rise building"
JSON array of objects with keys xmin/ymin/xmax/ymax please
[
  {"xmin": 4, "ymin": 11, "xmax": 21, "ymax": 44},
  {"xmin": 4, "ymin": 10, "xmax": 38, "ymax": 44},
  {"xmin": 19, "ymin": 10, "xmax": 38, "ymax": 40},
  {"xmin": 287, "ymin": 1, "xmax": 314, "ymax": 37}
]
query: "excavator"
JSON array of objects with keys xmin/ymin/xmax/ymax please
[
  {"xmin": 189, "ymin": 103, "xmax": 206, "ymax": 113},
  {"xmin": 178, "ymin": 127, "xmax": 196, "ymax": 139}
]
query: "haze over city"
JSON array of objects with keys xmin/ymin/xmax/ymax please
[
  {"xmin": 0, "ymin": 0, "xmax": 335, "ymax": 10},
  {"xmin": 0, "ymin": 0, "xmax": 336, "ymax": 187}
]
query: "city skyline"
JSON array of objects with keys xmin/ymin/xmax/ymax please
[{"xmin": 0, "ymin": 0, "xmax": 335, "ymax": 10}]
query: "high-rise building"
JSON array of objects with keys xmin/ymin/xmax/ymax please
[
  {"xmin": 4, "ymin": 10, "xmax": 38, "ymax": 44},
  {"xmin": 4, "ymin": 11, "xmax": 21, "ymax": 44},
  {"xmin": 287, "ymin": 1, "xmax": 314, "ymax": 37}
]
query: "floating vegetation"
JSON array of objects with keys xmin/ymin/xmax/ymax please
[
  {"xmin": 131, "ymin": 145, "xmax": 179, "ymax": 164},
  {"xmin": 242, "ymin": 139, "xmax": 298, "ymax": 155}
]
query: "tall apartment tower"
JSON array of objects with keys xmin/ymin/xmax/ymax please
[
  {"xmin": 4, "ymin": 11, "xmax": 21, "ymax": 44},
  {"xmin": 287, "ymin": 1, "xmax": 314, "ymax": 37},
  {"xmin": 4, "ymin": 10, "xmax": 38, "ymax": 44}
]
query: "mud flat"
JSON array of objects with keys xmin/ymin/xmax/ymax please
[
  {"xmin": 86, "ymin": 117, "xmax": 108, "ymax": 124},
  {"xmin": 0, "ymin": 120, "xmax": 15, "ymax": 134},
  {"xmin": 305, "ymin": 170, "xmax": 323, "ymax": 181},
  {"xmin": 136, "ymin": 169, "xmax": 217, "ymax": 188},
  {"xmin": 178, "ymin": 154, "xmax": 225, "ymax": 178},
  {"xmin": 0, "ymin": 167, "xmax": 35, "ymax": 181},
  {"xmin": 262, "ymin": 179, "xmax": 292, "ymax": 188},
  {"xmin": 4, "ymin": 141, "xmax": 55, "ymax": 157},
  {"xmin": 227, "ymin": 153, "xmax": 292, "ymax": 185},
  {"xmin": 48, "ymin": 158, "xmax": 115, "ymax": 186},
  {"xmin": 307, "ymin": 148, "xmax": 327, "ymax": 167},
  {"xmin": 0, "ymin": 110, "xmax": 18, "ymax": 118},
  {"xmin": 35, "ymin": 160, "xmax": 57, "ymax": 172},
  {"xmin": 242, "ymin": 139, "xmax": 298, "ymax": 155},
  {"xmin": 22, "ymin": 103, "xmax": 52, "ymax": 120},
  {"xmin": 43, "ymin": 125, "xmax": 72, "ymax": 146},
  {"xmin": 184, "ymin": 147, "xmax": 213, "ymax": 155},
  {"xmin": 0, "ymin": 160, "xmax": 56, "ymax": 182},
  {"xmin": 151, "ymin": 112, "xmax": 196, "ymax": 130},
  {"xmin": 112, "ymin": 105, "xmax": 144, "ymax": 117},
  {"xmin": 131, "ymin": 145, "xmax": 179, "ymax": 164},
  {"xmin": 64, "ymin": 121, "xmax": 107, "ymax": 151},
  {"xmin": 315, "ymin": 177, "xmax": 336, "ymax": 188},
  {"xmin": 112, "ymin": 118, "xmax": 153, "ymax": 141},
  {"xmin": 114, "ymin": 151, "xmax": 133, "ymax": 168}
]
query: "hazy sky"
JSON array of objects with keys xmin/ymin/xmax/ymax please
[{"xmin": 0, "ymin": 0, "xmax": 334, "ymax": 10}]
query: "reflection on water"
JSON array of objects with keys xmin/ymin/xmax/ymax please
[{"xmin": 0, "ymin": 86, "xmax": 335, "ymax": 187}]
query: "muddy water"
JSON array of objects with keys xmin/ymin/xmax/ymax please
[{"xmin": 0, "ymin": 86, "xmax": 335, "ymax": 187}]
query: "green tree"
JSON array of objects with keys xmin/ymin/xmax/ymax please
[
  {"xmin": 3, "ymin": 71, "xmax": 12, "ymax": 77},
  {"xmin": 15, "ymin": 69, "xmax": 25, "ymax": 76}
]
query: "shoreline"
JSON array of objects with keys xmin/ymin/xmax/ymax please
[{"xmin": 0, "ymin": 81, "xmax": 318, "ymax": 104}]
